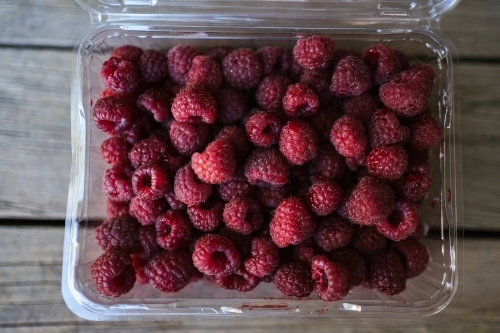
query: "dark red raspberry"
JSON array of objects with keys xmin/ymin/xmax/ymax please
[
  {"xmin": 352, "ymin": 225, "xmax": 387, "ymax": 256},
  {"xmin": 131, "ymin": 255, "xmax": 149, "ymax": 285},
  {"xmin": 292, "ymin": 238, "xmax": 315, "ymax": 265},
  {"xmin": 245, "ymin": 111, "xmax": 283, "ymax": 148},
  {"xmin": 171, "ymin": 83, "xmax": 217, "ymax": 124},
  {"xmin": 173, "ymin": 164, "xmax": 213, "ymax": 206},
  {"xmin": 94, "ymin": 216, "xmax": 141, "ymax": 253},
  {"xmin": 215, "ymin": 125, "xmax": 250, "ymax": 160},
  {"xmin": 256, "ymin": 183, "xmax": 293, "ymax": 208},
  {"xmin": 91, "ymin": 248, "xmax": 135, "ymax": 297},
  {"xmin": 219, "ymin": 227, "xmax": 254, "ymax": 258},
  {"xmin": 257, "ymin": 46, "xmax": 292, "ymax": 77},
  {"xmin": 274, "ymin": 261, "xmax": 314, "ymax": 297},
  {"xmin": 376, "ymin": 197, "xmax": 418, "ymax": 242},
  {"xmin": 144, "ymin": 249, "xmax": 194, "ymax": 293},
  {"xmin": 187, "ymin": 200, "xmax": 224, "ymax": 232},
  {"xmin": 155, "ymin": 210, "xmax": 192, "ymax": 250},
  {"xmin": 396, "ymin": 161, "xmax": 432, "ymax": 201},
  {"xmin": 314, "ymin": 215, "xmax": 354, "ymax": 252},
  {"xmin": 223, "ymin": 197, "xmax": 263, "ymax": 235},
  {"xmin": 191, "ymin": 139, "xmax": 236, "ymax": 184},
  {"xmin": 344, "ymin": 150, "xmax": 369, "ymax": 173},
  {"xmin": 366, "ymin": 145, "xmax": 408, "ymax": 181},
  {"xmin": 409, "ymin": 114, "xmax": 443, "ymax": 150},
  {"xmin": 282, "ymin": 83, "xmax": 320, "ymax": 119},
  {"xmin": 111, "ymin": 45, "xmax": 143, "ymax": 64},
  {"xmin": 330, "ymin": 56, "xmax": 371, "ymax": 97},
  {"xmin": 409, "ymin": 221, "xmax": 428, "ymax": 240},
  {"xmin": 129, "ymin": 136, "xmax": 169, "ymax": 169},
  {"xmin": 186, "ymin": 55, "xmax": 222, "ymax": 93},
  {"xmin": 93, "ymin": 97, "xmax": 132, "ymax": 135},
  {"xmin": 215, "ymin": 266, "xmax": 260, "ymax": 292},
  {"xmin": 119, "ymin": 115, "xmax": 144, "ymax": 145},
  {"xmin": 369, "ymin": 249, "xmax": 406, "ymax": 295},
  {"xmin": 164, "ymin": 190, "xmax": 187, "ymax": 211},
  {"xmin": 100, "ymin": 57, "xmax": 139, "ymax": 95},
  {"xmin": 311, "ymin": 255, "xmax": 350, "ymax": 302},
  {"xmin": 167, "ymin": 45, "xmax": 200, "ymax": 85},
  {"xmin": 279, "ymin": 120, "xmax": 318, "ymax": 165},
  {"xmin": 301, "ymin": 69, "xmax": 333, "ymax": 103},
  {"xmin": 330, "ymin": 49, "xmax": 360, "ymax": 68},
  {"xmin": 341, "ymin": 93, "xmax": 378, "ymax": 125},
  {"xmin": 306, "ymin": 180, "xmax": 344, "ymax": 216},
  {"xmin": 206, "ymin": 45, "xmax": 232, "ymax": 64},
  {"xmin": 169, "ymin": 120, "xmax": 211, "ymax": 156},
  {"xmin": 307, "ymin": 144, "xmax": 345, "ymax": 183},
  {"xmin": 138, "ymin": 49, "xmax": 169, "ymax": 84},
  {"xmin": 106, "ymin": 199, "xmax": 129, "ymax": 218},
  {"xmin": 136, "ymin": 225, "xmax": 161, "ymax": 260},
  {"xmin": 102, "ymin": 163, "xmax": 134, "ymax": 202},
  {"xmin": 361, "ymin": 44, "xmax": 402, "ymax": 85},
  {"xmin": 329, "ymin": 248, "xmax": 366, "ymax": 288},
  {"xmin": 129, "ymin": 196, "xmax": 168, "ymax": 226},
  {"xmin": 244, "ymin": 147, "xmax": 289, "ymax": 188},
  {"xmin": 217, "ymin": 170, "xmax": 255, "ymax": 202},
  {"xmin": 270, "ymin": 198, "xmax": 316, "ymax": 248},
  {"xmin": 347, "ymin": 176, "xmax": 394, "ymax": 225},
  {"xmin": 244, "ymin": 237, "xmax": 280, "ymax": 278},
  {"xmin": 101, "ymin": 136, "xmax": 130, "ymax": 164},
  {"xmin": 391, "ymin": 238, "xmax": 429, "ymax": 278},
  {"xmin": 192, "ymin": 234, "xmax": 241, "ymax": 276},
  {"xmin": 379, "ymin": 69, "xmax": 433, "ymax": 117},
  {"xmin": 255, "ymin": 75, "xmax": 293, "ymax": 112},
  {"xmin": 131, "ymin": 163, "xmax": 170, "ymax": 200},
  {"xmin": 222, "ymin": 48, "xmax": 263, "ymax": 90},
  {"xmin": 330, "ymin": 115, "xmax": 367, "ymax": 157},
  {"xmin": 215, "ymin": 86, "xmax": 248, "ymax": 124},
  {"xmin": 369, "ymin": 108, "xmax": 410, "ymax": 148},
  {"xmin": 293, "ymin": 35, "xmax": 335, "ymax": 70},
  {"xmin": 161, "ymin": 150, "xmax": 187, "ymax": 178},
  {"xmin": 410, "ymin": 63, "xmax": 435, "ymax": 81},
  {"xmin": 136, "ymin": 88, "xmax": 171, "ymax": 122}
]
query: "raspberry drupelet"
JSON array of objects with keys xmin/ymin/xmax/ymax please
[
  {"xmin": 100, "ymin": 57, "xmax": 139, "ymax": 95},
  {"xmin": 396, "ymin": 160, "xmax": 432, "ymax": 201},
  {"xmin": 169, "ymin": 121, "xmax": 211, "ymax": 156},
  {"xmin": 155, "ymin": 210, "xmax": 192, "ymax": 250},
  {"xmin": 222, "ymin": 48, "xmax": 263, "ymax": 91},
  {"xmin": 217, "ymin": 169, "xmax": 255, "ymax": 202},
  {"xmin": 279, "ymin": 119, "xmax": 318, "ymax": 165},
  {"xmin": 274, "ymin": 261, "xmax": 314, "ymax": 297},
  {"xmin": 409, "ymin": 114, "xmax": 443, "ymax": 150},
  {"xmin": 129, "ymin": 136, "xmax": 169, "ymax": 169},
  {"xmin": 282, "ymin": 83, "xmax": 320, "ymax": 119},
  {"xmin": 171, "ymin": 83, "xmax": 217, "ymax": 124},
  {"xmin": 352, "ymin": 225, "xmax": 388, "ymax": 256},
  {"xmin": 369, "ymin": 108, "xmax": 410, "ymax": 148},
  {"xmin": 376, "ymin": 196, "xmax": 419, "ymax": 242},
  {"xmin": 306, "ymin": 180, "xmax": 344, "ymax": 216},
  {"xmin": 369, "ymin": 249, "xmax": 406, "ymax": 295},
  {"xmin": 167, "ymin": 45, "xmax": 201, "ymax": 85},
  {"xmin": 215, "ymin": 125, "xmax": 250, "ymax": 161},
  {"xmin": 245, "ymin": 111, "xmax": 283, "ymax": 148},
  {"xmin": 244, "ymin": 237, "xmax": 280, "ymax": 278},
  {"xmin": 173, "ymin": 164, "xmax": 213, "ymax": 206},
  {"xmin": 186, "ymin": 55, "xmax": 223, "ymax": 93},
  {"xmin": 102, "ymin": 162, "xmax": 134, "ymax": 202},
  {"xmin": 307, "ymin": 143, "xmax": 345, "ymax": 183},
  {"xmin": 91, "ymin": 248, "xmax": 136, "ymax": 297},
  {"xmin": 94, "ymin": 216, "xmax": 141, "ymax": 254},
  {"xmin": 255, "ymin": 74, "xmax": 293, "ymax": 112},
  {"xmin": 187, "ymin": 200, "xmax": 224, "ymax": 232},
  {"xmin": 93, "ymin": 97, "xmax": 132, "ymax": 135},
  {"xmin": 366, "ymin": 145, "xmax": 409, "ymax": 181},
  {"xmin": 341, "ymin": 93, "xmax": 378, "ymax": 125},
  {"xmin": 330, "ymin": 56, "xmax": 371, "ymax": 97},
  {"xmin": 215, "ymin": 86, "xmax": 249, "ymax": 124},
  {"xmin": 101, "ymin": 136, "xmax": 131, "ymax": 165},
  {"xmin": 191, "ymin": 139, "xmax": 236, "ymax": 184},
  {"xmin": 131, "ymin": 163, "xmax": 170, "ymax": 201},
  {"xmin": 215, "ymin": 266, "xmax": 260, "ymax": 292},
  {"xmin": 223, "ymin": 197, "xmax": 263, "ymax": 235},
  {"xmin": 144, "ymin": 249, "xmax": 195, "ymax": 293},
  {"xmin": 311, "ymin": 255, "xmax": 350, "ymax": 302},
  {"xmin": 244, "ymin": 147, "xmax": 289, "ymax": 188},
  {"xmin": 301, "ymin": 69, "xmax": 334, "ymax": 103},
  {"xmin": 347, "ymin": 176, "xmax": 394, "ymax": 225},
  {"xmin": 138, "ymin": 49, "xmax": 169, "ymax": 84},
  {"xmin": 293, "ymin": 35, "xmax": 335, "ymax": 70},
  {"xmin": 129, "ymin": 196, "xmax": 168, "ymax": 226},
  {"xmin": 192, "ymin": 234, "xmax": 241, "ymax": 276},
  {"xmin": 111, "ymin": 45, "xmax": 143, "ymax": 64},
  {"xmin": 257, "ymin": 46, "xmax": 293, "ymax": 77},
  {"xmin": 330, "ymin": 115, "xmax": 368, "ymax": 158},
  {"xmin": 361, "ymin": 44, "xmax": 402, "ymax": 85},
  {"xmin": 136, "ymin": 88, "xmax": 171, "ymax": 123},
  {"xmin": 106, "ymin": 199, "xmax": 129, "ymax": 218},
  {"xmin": 314, "ymin": 214, "xmax": 355, "ymax": 252}
]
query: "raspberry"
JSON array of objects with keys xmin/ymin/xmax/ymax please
[
  {"xmin": 131, "ymin": 163, "xmax": 170, "ymax": 200},
  {"xmin": 314, "ymin": 215, "xmax": 354, "ymax": 252},
  {"xmin": 347, "ymin": 176, "xmax": 394, "ymax": 225},
  {"xmin": 330, "ymin": 115, "xmax": 367, "ymax": 157},
  {"xmin": 369, "ymin": 249, "xmax": 406, "ymax": 295},
  {"xmin": 164, "ymin": 190, "xmax": 187, "ymax": 211},
  {"xmin": 192, "ymin": 234, "xmax": 241, "ymax": 276},
  {"xmin": 169, "ymin": 120, "xmax": 211, "ymax": 156},
  {"xmin": 255, "ymin": 75, "xmax": 293, "ymax": 112},
  {"xmin": 293, "ymin": 35, "xmax": 335, "ymax": 70},
  {"xmin": 100, "ymin": 57, "xmax": 139, "ymax": 95},
  {"xmin": 219, "ymin": 227, "xmax": 254, "ymax": 258},
  {"xmin": 111, "ymin": 45, "xmax": 143, "ymax": 64},
  {"xmin": 106, "ymin": 199, "xmax": 129, "ymax": 218},
  {"xmin": 94, "ymin": 216, "xmax": 141, "ymax": 253},
  {"xmin": 330, "ymin": 56, "xmax": 371, "ymax": 97},
  {"xmin": 138, "ymin": 49, "xmax": 169, "ymax": 84},
  {"xmin": 329, "ymin": 248, "xmax": 366, "ymax": 288},
  {"xmin": 129, "ymin": 196, "xmax": 168, "ymax": 226},
  {"xmin": 391, "ymin": 238, "xmax": 429, "ymax": 278},
  {"xmin": 379, "ymin": 69, "xmax": 433, "ymax": 117},
  {"xmin": 161, "ymin": 150, "xmax": 187, "ymax": 178},
  {"xmin": 101, "ymin": 136, "xmax": 130, "ymax": 164},
  {"xmin": 292, "ymin": 238, "xmax": 315, "ymax": 265},
  {"xmin": 129, "ymin": 136, "xmax": 169, "ymax": 169},
  {"xmin": 307, "ymin": 144, "xmax": 345, "ymax": 183},
  {"xmin": 409, "ymin": 114, "xmax": 443, "ymax": 150},
  {"xmin": 409, "ymin": 221, "xmax": 428, "ymax": 240},
  {"xmin": 274, "ymin": 261, "xmax": 314, "ymax": 297},
  {"xmin": 215, "ymin": 125, "xmax": 250, "ymax": 160},
  {"xmin": 131, "ymin": 255, "xmax": 149, "ymax": 285},
  {"xmin": 300, "ymin": 69, "xmax": 333, "ymax": 103},
  {"xmin": 270, "ymin": 198, "xmax": 316, "ymax": 248},
  {"xmin": 215, "ymin": 266, "xmax": 260, "ymax": 292},
  {"xmin": 187, "ymin": 200, "xmax": 224, "ymax": 232},
  {"xmin": 369, "ymin": 108, "xmax": 410, "ymax": 148},
  {"xmin": 215, "ymin": 86, "xmax": 248, "ymax": 124},
  {"xmin": 244, "ymin": 147, "xmax": 289, "ymax": 188},
  {"xmin": 102, "ymin": 163, "xmax": 134, "ymax": 202},
  {"xmin": 206, "ymin": 45, "xmax": 232, "ymax": 64},
  {"xmin": 244, "ymin": 237, "xmax": 280, "ymax": 278},
  {"xmin": 352, "ymin": 225, "xmax": 387, "ymax": 256},
  {"xmin": 136, "ymin": 88, "xmax": 171, "ymax": 122},
  {"xmin": 171, "ymin": 83, "xmax": 217, "ymax": 124},
  {"xmin": 91, "ymin": 248, "xmax": 135, "ymax": 297},
  {"xmin": 223, "ymin": 197, "xmax": 263, "ymax": 235},
  {"xmin": 174, "ymin": 164, "xmax": 213, "ymax": 206},
  {"xmin": 155, "ymin": 210, "xmax": 192, "ymax": 250},
  {"xmin": 92, "ymin": 97, "xmax": 132, "ymax": 135},
  {"xmin": 167, "ymin": 45, "xmax": 200, "ymax": 85},
  {"xmin": 376, "ymin": 197, "xmax": 418, "ymax": 242},
  {"xmin": 330, "ymin": 49, "xmax": 360, "ymax": 68},
  {"xmin": 245, "ymin": 111, "xmax": 283, "ymax": 148},
  {"xmin": 282, "ymin": 83, "xmax": 320, "ymax": 119},
  {"xmin": 191, "ymin": 139, "xmax": 236, "ymax": 184},
  {"xmin": 306, "ymin": 180, "xmax": 344, "ymax": 216},
  {"xmin": 396, "ymin": 161, "xmax": 432, "ymax": 201},
  {"xmin": 222, "ymin": 48, "xmax": 263, "ymax": 90},
  {"xmin": 279, "ymin": 120, "xmax": 318, "ymax": 165},
  {"xmin": 341, "ymin": 93, "xmax": 378, "ymax": 125},
  {"xmin": 410, "ymin": 63, "xmax": 435, "ymax": 81},
  {"xmin": 361, "ymin": 44, "xmax": 402, "ymax": 85},
  {"xmin": 186, "ymin": 55, "xmax": 222, "ymax": 93},
  {"xmin": 119, "ymin": 115, "xmax": 144, "ymax": 145},
  {"xmin": 136, "ymin": 225, "xmax": 161, "ymax": 260},
  {"xmin": 255, "ymin": 183, "xmax": 293, "ymax": 208},
  {"xmin": 366, "ymin": 145, "xmax": 408, "ymax": 181},
  {"xmin": 217, "ymin": 170, "xmax": 255, "ymax": 202},
  {"xmin": 257, "ymin": 46, "xmax": 292, "ymax": 77},
  {"xmin": 144, "ymin": 249, "xmax": 194, "ymax": 293},
  {"xmin": 311, "ymin": 255, "xmax": 350, "ymax": 302}
]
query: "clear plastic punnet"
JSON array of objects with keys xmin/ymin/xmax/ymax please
[{"xmin": 63, "ymin": 0, "xmax": 463, "ymax": 321}]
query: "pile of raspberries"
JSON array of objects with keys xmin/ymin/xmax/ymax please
[{"xmin": 90, "ymin": 36, "xmax": 441, "ymax": 302}]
